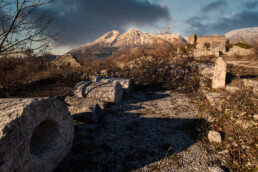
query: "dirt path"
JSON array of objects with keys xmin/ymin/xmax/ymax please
[{"xmin": 57, "ymin": 90, "xmax": 221, "ymax": 172}]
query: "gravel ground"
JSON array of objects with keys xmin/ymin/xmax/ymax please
[{"xmin": 56, "ymin": 90, "xmax": 222, "ymax": 172}]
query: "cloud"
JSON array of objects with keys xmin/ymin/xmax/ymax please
[
  {"xmin": 32, "ymin": 0, "xmax": 170, "ymax": 46},
  {"xmin": 184, "ymin": 0, "xmax": 258, "ymax": 36},
  {"xmin": 211, "ymin": 11, "xmax": 258, "ymax": 34},
  {"xmin": 244, "ymin": 1, "xmax": 258, "ymax": 9},
  {"xmin": 201, "ymin": 0, "xmax": 228, "ymax": 13}
]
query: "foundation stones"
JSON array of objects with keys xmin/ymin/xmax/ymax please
[
  {"xmin": 212, "ymin": 57, "xmax": 227, "ymax": 89},
  {"xmin": 0, "ymin": 98, "xmax": 74, "ymax": 172}
]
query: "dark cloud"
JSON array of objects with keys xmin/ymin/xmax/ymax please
[
  {"xmin": 211, "ymin": 11, "xmax": 258, "ymax": 34},
  {"xmin": 244, "ymin": 1, "xmax": 258, "ymax": 9},
  {"xmin": 201, "ymin": 0, "xmax": 228, "ymax": 13},
  {"xmin": 33, "ymin": 0, "xmax": 170, "ymax": 46},
  {"xmin": 184, "ymin": 0, "xmax": 258, "ymax": 36}
]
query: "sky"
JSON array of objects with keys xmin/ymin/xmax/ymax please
[{"xmin": 34, "ymin": 0, "xmax": 258, "ymax": 54}]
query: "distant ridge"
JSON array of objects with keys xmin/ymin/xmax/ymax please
[{"xmin": 67, "ymin": 29, "xmax": 185, "ymax": 59}]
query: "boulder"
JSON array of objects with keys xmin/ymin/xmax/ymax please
[
  {"xmin": 208, "ymin": 166, "xmax": 224, "ymax": 172},
  {"xmin": 74, "ymin": 81, "xmax": 123, "ymax": 103},
  {"xmin": 65, "ymin": 96, "xmax": 106, "ymax": 123},
  {"xmin": 208, "ymin": 131, "xmax": 222, "ymax": 143},
  {"xmin": 212, "ymin": 57, "xmax": 227, "ymax": 89},
  {"xmin": 0, "ymin": 98, "xmax": 74, "ymax": 172},
  {"xmin": 99, "ymin": 77, "xmax": 135, "ymax": 93}
]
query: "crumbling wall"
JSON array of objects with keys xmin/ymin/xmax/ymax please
[{"xmin": 188, "ymin": 34, "xmax": 227, "ymax": 53}]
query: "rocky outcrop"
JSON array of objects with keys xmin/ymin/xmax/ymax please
[
  {"xmin": 225, "ymin": 27, "xmax": 258, "ymax": 44},
  {"xmin": 74, "ymin": 81, "xmax": 123, "ymax": 103},
  {"xmin": 51, "ymin": 54, "xmax": 81, "ymax": 69},
  {"xmin": 226, "ymin": 46, "xmax": 255, "ymax": 57},
  {"xmin": 0, "ymin": 98, "xmax": 74, "ymax": 172}
]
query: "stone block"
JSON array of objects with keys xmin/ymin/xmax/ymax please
[
  {"xmin": 99, "ymin": 77, "xmax": 135, "ymax": 93},
  {"xmin": 74, "ymin": 81, "xmax": 123, "ymax": 103},
  {"xmin": 0, "ymin": 98, "xmax": 74, "ymax": 172},
  {"xmin": 212, "ymin": 57, "xmax": 227, "ymax": 89},
  {"xmin": 65, "ymin": 96, "xmax": 106, "ymax": 123}
]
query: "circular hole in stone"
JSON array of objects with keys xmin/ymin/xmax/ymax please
[{"xmin": 30, "ymin": 120, "xmax": 60, "ymax": 157}]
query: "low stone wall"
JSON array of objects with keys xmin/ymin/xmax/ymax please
[{"xmin": 0, "ymin": 98, "xmax": 74, "ymax": 172}]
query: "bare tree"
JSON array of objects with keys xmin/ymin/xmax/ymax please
[{"xmin": 0, "ymin": 0, "xmax": 55, "ymax": 56}]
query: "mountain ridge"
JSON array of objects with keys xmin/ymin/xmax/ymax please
[{"xmin": 68, "ymin": 29, "xmax": 185, "ymax": 59}]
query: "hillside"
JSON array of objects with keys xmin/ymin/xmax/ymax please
[
  {"xmin": 67, "ymin": 29, "xmax": 185, "ymax": 59},
  {"xmin": 225, "ymin": 27, "xmax": 258, "ymax": 44}
]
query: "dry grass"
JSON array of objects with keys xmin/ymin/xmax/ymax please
[{"xmin": 194, "ymin": 88, "xmax": 258, "ymax": 171}]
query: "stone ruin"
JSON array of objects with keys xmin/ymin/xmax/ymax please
[
  {"xmin": 0, "ymin": 98, "xmax": 74, "ymax": 172},
  {"xmin": 187, "ymin": 33, "xmax": 228, "ymax": 55},
  {"xmin": 0, "ymin": 76, "xmax": 135, "ymax": 171}
]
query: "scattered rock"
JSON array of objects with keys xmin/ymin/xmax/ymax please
[
  {"xmin": 212, "ymin": 57, "xmax": 227, "ymax": 89},
  {"xmin": 208, "ymin": 166, "xmax": 224, "ymax": 172},
  {"xmin": 242, "ymin": 79, "xmax": 258, "ymax": 88},
  {"xmin": 253, "ymin": 114, "xmax": 258, "ymax": 121},
  {"xmin": 226, "ymin": 46, "xmax": 255, "ymax": 56},
  {"xmin": 225, "ymin": 86, "xmax": 241, "ymax": 94},
  {"xmin": 203, "ymin": 90, "xmax": 223, "ymax": 106},
  {"xmin": 208, "ymin": 131, "xmax": 222, "ymax": 143},
  {"xmin": 0, "ymin": 98, "xmax": 74, "ymax": 172}
]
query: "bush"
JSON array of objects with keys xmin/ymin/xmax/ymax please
[{"xmin": 228, "ymin": 42, "xmax": 252, "ymax": 49}]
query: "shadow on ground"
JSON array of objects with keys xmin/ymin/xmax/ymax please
[{"xmin": 56, "ymin": 91, "xmax": 206, "ymax": 172}]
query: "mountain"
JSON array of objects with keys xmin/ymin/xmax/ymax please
[
  {"xmin": 68, "ymin": 29, "xmax": 185, "ymax": 59},
  {"xmin": 225, "ymin": 27, "xmax": 258, "ymax": 44}
]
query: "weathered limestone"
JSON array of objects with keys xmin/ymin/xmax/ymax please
[
  {"xmin": 74, "ymin": 81, "xmax": 123, "ymax": 103},
  {"xmin": 0, "ymin": 98, "xmax": 74, "ymax": 172},
  {"xmin": 225, "ymin": 86, "xmax": 241, "ymax": 94},
  {"xmin": 65, "ymin": 96, "xmax": 106, "ymax": 123},
  {"xmin": 99, "ymin": 77, "xmax": 135, "ymax": 93},
  {"xmin": 208, "ymin": 131, "xmax": 222, "ymax": 143},
  {"xmin": 242, "ymin": 79, "xmax": 258, "ymax": 88},
  {"xmin": 212, "ymin": 57, "xmax": 227, "ymax": 89},
  {"xmin": 203, "ymin": 91, "xmax": 223, "ymax": 106}
]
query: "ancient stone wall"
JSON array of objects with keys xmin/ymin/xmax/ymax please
[{"xmin": 188, "ymin": 34, "xmax": 227, "ymax": 53}]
